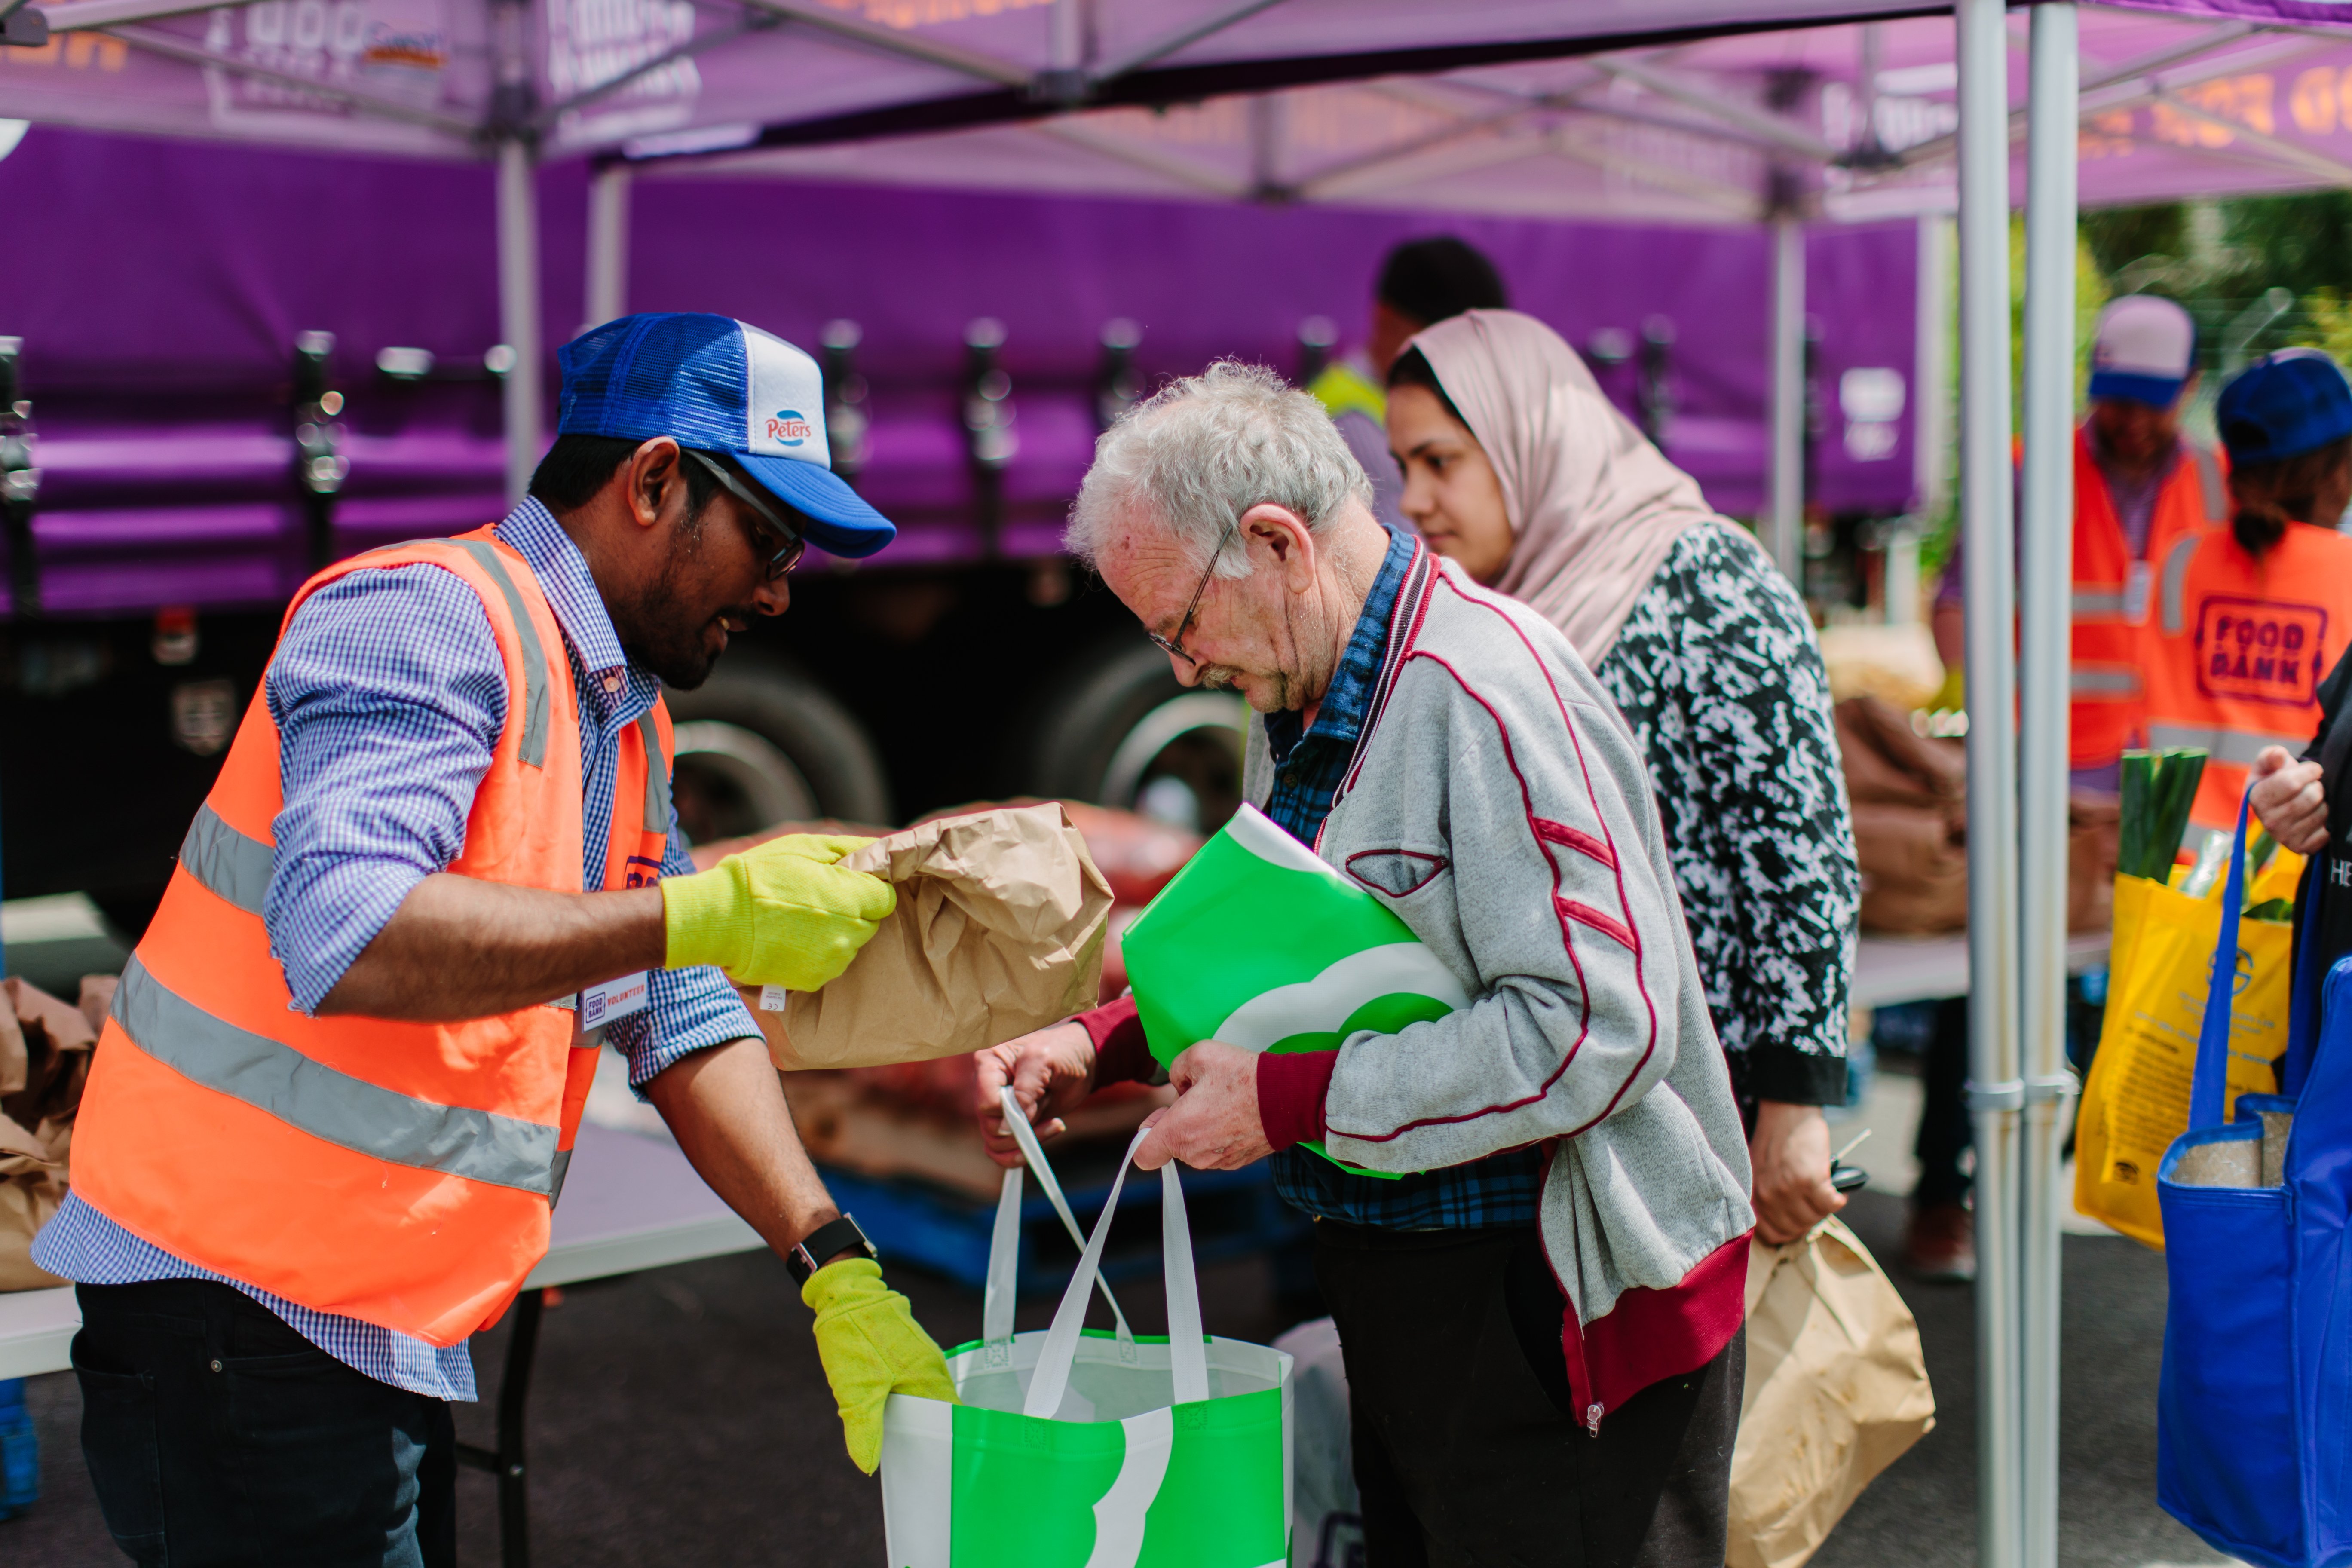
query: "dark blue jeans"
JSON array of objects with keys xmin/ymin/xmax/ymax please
[{"xmin": 70, "ymin": 1278, "xmax": 456, "ymax": 1568}]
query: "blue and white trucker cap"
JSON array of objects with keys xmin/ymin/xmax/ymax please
[
  {"xmin": 556, "ymin": 312, "xmax": 895, "ymax": 559},
  {"xmin": 2089, "ymin": 294, "xmax": 2198, "ymax": 410}
]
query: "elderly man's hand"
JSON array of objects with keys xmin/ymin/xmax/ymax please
[
  {"xmin": 1749, "ymin": 1099, "xmax": 1845, "ymax": 1244},
  {"xmin": 1133, "ymin": 1041, "xmax": 1271, "ymax": 1171},
  {"xmin": 973, "ymin": 1020, "xmax": 1099, "ymax": 1169},
  {"xmin": 2251, "ymin": 746, "xmax": 2331, "ymax": 856}
]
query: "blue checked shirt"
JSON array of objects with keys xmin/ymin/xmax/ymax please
[
  {"xmin": 36, "ymin": 498, "xmax": 760, "ymax": 1400},
  {"xmin": 1262, "ymin": 529, "xmax": 1545, "ymax": 1232}
]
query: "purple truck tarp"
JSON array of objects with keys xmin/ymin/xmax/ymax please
[{"xmin": 0, "ymin": 123, "xmax": 1918, "ymax": 617}]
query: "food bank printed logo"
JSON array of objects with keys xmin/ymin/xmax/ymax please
[
  {"xmin": 2197, "ymin": 596, "xmax": 2328, "ymax": 707},
  {"xmin": 766, "ymin": 409, "xmax": 814, "ymax": 447}
]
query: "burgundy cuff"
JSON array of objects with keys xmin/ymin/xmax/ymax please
[
  {"xmin": 1256, "ymin": 1050, "xmax": 1338, "ymax": 1151},
  {"xmin": 1076, "ymin": 996, "xmax": 1158, "ymax": 1087}
]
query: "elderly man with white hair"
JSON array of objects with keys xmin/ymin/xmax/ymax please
[{"xmin": 977, "ymin": 362, "xmax": 1755, "ymax": 1567}]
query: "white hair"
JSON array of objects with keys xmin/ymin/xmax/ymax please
[{"xmin": 1065, "ymin": 359, "xmax": 1374, "ymax": 579}]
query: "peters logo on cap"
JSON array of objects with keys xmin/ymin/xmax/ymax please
[
  {"xmin": 2089, "ymin": 294, "xmax": 2198, "ymax": 411},
  {"xmin": 556, "ymin": 312, "xmax": 895, "ymax": 560}
]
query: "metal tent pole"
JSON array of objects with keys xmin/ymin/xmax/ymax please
[
  {"xmin": 585, "ymin": 162, "xmax": 631, "ymax": 331},
  {"xmin": 492, "ymin": 0, "xmax": 541, "ymax": 512},
  {"xmin": 2018, "ymin": 9, "xmax": 2079, "ymax": 1568},
  {"xmin": 1897, "ymin": 212, "xmax": 1955, "ymax": 627},
  {"xmin": 1768, "ymin": 211, "xmax": 1807, "ymax": 584},
  {"xmin": 497, "ymin": 139, "xmax": 543, "ymax": 511},
  {"xmin": 1958, "ymin": 2, "xmax": 2025, "ymax": 1565}
]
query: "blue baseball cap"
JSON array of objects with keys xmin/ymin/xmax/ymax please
[
  {"xmin": 2217, "ymin": 349, "xmax": 2352, "ymax": 466},
  {"xmin": 556, "ymin": 312, "xmax": 895, "ymax": 560}
]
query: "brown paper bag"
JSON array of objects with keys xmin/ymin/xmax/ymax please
[
  {"xmin": 1728, "ymin": 1218, "xmax": 1936, "ymax": 1568},
  {"xmin": 749, "ymin": 802, "xmax": 1114, "ymax": 1072},
  {"xmin": 0, "ymin": 976, "xmax": 101, "ymax": 1292}
]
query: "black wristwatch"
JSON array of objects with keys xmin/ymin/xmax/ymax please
[{"xmin": 787, "ymin": 1214, "xmax": 877, "ymax": 1284}]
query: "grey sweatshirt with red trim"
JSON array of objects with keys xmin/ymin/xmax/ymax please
[{"xmin": 1252, "ymin": 555, "xmax": 1755, "ymax": 1427}]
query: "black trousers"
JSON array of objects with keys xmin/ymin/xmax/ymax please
[
  {"xmin": 1314, "ymin": 1220, "xmax": 1742, "ymax": 1568},
  {"xmin": 70, "ymin": 1278, "xmax": 456, "ymax": 1568}
]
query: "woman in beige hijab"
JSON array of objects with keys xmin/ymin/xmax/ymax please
[{"xmin": 1388, "ymin": 308, "xmax": 1861, "ymax": 1251}]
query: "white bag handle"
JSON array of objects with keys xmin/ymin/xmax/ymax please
[
  {"xmin": 1023, "ymin": 1124, "xmax": 1211, "ymax": 1420},
  {"xmin": 987, "ymin": 1087, "xmax": 1132, "ymax": 1351}
]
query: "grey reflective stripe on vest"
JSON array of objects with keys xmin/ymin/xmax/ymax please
[
  {"xmin": 2161, "ymin": 531, "xmax": 2203, "ymax": 636},
  {"xmin": 2192, "ymin": 443, "xmax": 2226, "ymax": 521},
  {"xmin": 2070, "ymin": 665, "xmax": 2141, "ymax": 696},
  {"xmin": 452, "ymin": 539, "xmax": 550, "ymax": 770},
  {"xmin": 2146, "ymin": 723, "xmax": 2310, "ymax": 769},
  {"xmin": 636, "ymin": 710, "xmax": 671, "ymax": 834},
  {"xmin": 549, "ymin": 1144, "xmax": 575, "ymax": 1206},
  {"xmin": 2072, "ymin": 590, "xmax": 2126, "ymax": 618},
  {"xmin": 112, "ymin": 955, "xmax": 560, "ymax": 1196},
  {"xmin": 179, "ymin": 804, "xmax": 274, "ymax": 916}
]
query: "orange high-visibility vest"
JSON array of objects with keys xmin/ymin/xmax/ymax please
[
  {"xmin": 2069, "ymin": 428, "xmax": 2226, "ymax": 769},
  {"xmin": 70, "ymin": 527, "xmax": 674, "ymax": 1346},
  {"xmin": 2146, "ymin": 520, "xmax": 2352, "ymax": 833}
]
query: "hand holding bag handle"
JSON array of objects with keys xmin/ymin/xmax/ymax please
[
  {"xmin": 1024, "ymin": 1126, "xmax": 1211, "ymax": 1421},
  {"xmin": 983, "ymin": 1087, "xmax": 1133, "ymax": 1353}
]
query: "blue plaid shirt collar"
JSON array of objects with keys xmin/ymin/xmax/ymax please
[
  {"xmin": 494, "ymin": 497, "xmax": 655, "ymax": 730},
  {"xmin": 1263, "ymin": 527, "xmax": 1417, "ymax": 768}
]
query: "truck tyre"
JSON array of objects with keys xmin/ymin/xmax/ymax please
[
  {"xmin": 1021, "ymin": 634, "xmax": 1246, "ymax": 835},
  {"xmin": 663, "ymin": 658, "xmax": 894, "ymax": 841}
]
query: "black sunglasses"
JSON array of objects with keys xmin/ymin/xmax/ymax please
[
  {"xmin": 684, "ymin": 448, "xmax": 806, "ymax": 581},
  {"xmin": 1144, "ymin": 515, "xmax": 1240, "ymax": 668}
]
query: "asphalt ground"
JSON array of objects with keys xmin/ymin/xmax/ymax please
[
  {"xmin": 0, "ymin": 925, "xmax": 2236, "ymax": 1568},
  {"xmin": 4, "ymin": 1185, "xmax": 2231, "ymax": 1568}
]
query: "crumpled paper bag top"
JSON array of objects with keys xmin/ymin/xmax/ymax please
[
  {"xmin": 0, "ymin": 974, "xmax": 106, "ymax": 1292},
  {"xmin": 754, "ymin": 802, "xmax": 1114, "ymax": 1072}
]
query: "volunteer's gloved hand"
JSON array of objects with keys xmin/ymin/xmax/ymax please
[
  {"xmin": 804, "ymin": 1257, "xmax": 958, "ymax": 1473},
  {"xmin": 662, "ymin": 834, "xmax": 895, "ymax": 990}
]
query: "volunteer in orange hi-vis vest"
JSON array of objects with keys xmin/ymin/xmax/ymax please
[
  {"xmin": 36, "ymin": 315, "xmax": 956, "ymax": 1565},
  {"xmin": 2150, "ymin": 349, "xmax": 2352, "ymax": 835},
  {"xmin": 1913, "ymin": 295, "xmax": 2223, "ymax": 1286},
  {"xmin": 1930, "ymin": 294, "xmax": 2224, "ymax": 790}
]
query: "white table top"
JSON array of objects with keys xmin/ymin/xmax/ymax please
[
  {"xmin": 0, "ymin": 1121, "xmax": 763, "ymax": 1381},
  {"xmin": 1851, "ymin": 930, "xmax": 2110, "ymax": 1011}
]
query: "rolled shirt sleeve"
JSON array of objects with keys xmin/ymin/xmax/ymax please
[{"xmin": 263, "ymin": 565, "xmax": 505, "ymax": 1014}]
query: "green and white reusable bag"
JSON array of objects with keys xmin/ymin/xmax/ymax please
[
  {"xmin": 878, "ymin": 1094, "xmax": 1293, "ymax": 1567},
  {"xmin": 1119, "ymin": 803, "xmax": 1468, "ymax": 1174}
]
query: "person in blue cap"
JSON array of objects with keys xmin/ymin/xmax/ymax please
[
  {"xmin": 2153, "ymin": 349, "xmax": 2352, "ymax": 832},
  {"xmin": 38, "ymin": 314, "xmax": 955, "ymax": 1567},
  {"xmin": 2213, "ymin": 352, "xmax": 2352, "ymax": 1035}
]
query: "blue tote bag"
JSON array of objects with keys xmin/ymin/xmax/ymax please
[{"xmin": 2156, "ymin": 798, "xmax": 2352, "ymax": 1568}]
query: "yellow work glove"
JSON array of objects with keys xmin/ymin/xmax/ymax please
[
  {"xmin": 803, "ymin": 1257, "xmax": 958, "ymax": 1474},
  {"xmin": 661, "ymin": 833, "xmax": 896, "ymax": 991}
]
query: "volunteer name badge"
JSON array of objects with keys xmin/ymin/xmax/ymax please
[{"xmin": 579, "ymin": 971, "xmax": 651, "ymax": 1030}]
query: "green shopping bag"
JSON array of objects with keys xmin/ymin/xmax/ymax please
[
  {"xmin": 879, "ymin": 1103, "xmax": 1294, "ymax": 1568},
  {"xmin": 1118, "ymin": 804, "xmax": 1468, "ymax": 1175}
]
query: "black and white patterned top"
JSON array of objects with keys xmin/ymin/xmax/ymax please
[{"xmin": 1597, "ymin": 521, "xmax": 1859, "ymax": 1107}]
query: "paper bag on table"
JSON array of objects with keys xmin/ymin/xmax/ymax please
[
  {"xmin": 750, "ymin": 802, "xmax": 1114, "ymax": 1071},
  {"xmin": 0, "ymin": 976, "xmax": 102, "ymax": 1292}
]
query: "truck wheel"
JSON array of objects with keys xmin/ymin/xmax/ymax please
[
  {"xmin": 664, "ymin": 660, "xmax": 893, "ymax": 842},
  {"xmin": 1023, "ymin": 636, "xmax": 1246, "ymax": 834}
]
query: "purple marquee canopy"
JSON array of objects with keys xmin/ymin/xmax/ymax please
[{"xmin": 7, "ymin": 2, "xmax": 2352, "ymax": 219}]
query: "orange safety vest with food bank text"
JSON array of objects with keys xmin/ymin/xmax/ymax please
[
  {"xmin": 69, "ymin": 527, "xmax": 674, "ymax": 1346},
  {"xmin": 2146, "ymin": 520, "xmax": 2352, "ymax": 833},
  {"xmin": 2070, "ymin": 428, "xmax": 2226, "ymax": 769}
]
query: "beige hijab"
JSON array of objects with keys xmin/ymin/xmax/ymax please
[{"xmin": 1411, "ymin": 309, "xmax": 1748, "ymax": 665}]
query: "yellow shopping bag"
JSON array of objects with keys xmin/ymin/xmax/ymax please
[{"xmin": 2074, "ymin": 851, "xmax": 2302, "ymax": 1247}]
